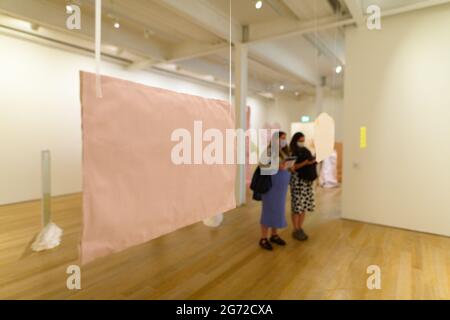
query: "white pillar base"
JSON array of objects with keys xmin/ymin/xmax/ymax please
[{"xmin": 31, "ymin": 222, "xmax": 63, "ymax": 252}]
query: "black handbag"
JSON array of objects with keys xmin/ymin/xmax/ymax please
[
  {"xmin": 250, "ymin": 167, "xmax": 272, "ymax": 201},
  {"xmin": 296, "ymin": 148, "xmax": 318, "ymax": 182}
]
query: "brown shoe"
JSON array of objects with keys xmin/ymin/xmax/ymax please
[
  {"xmin": 270, "ymin": 235, "xmax": 287, "ymax": 246},
  {"xmin": 259, "ymin": 238, "xmax": 273, "ymax": 251},
  {"xmin": 293, "ymin": 229, "xmax": 309, "ymax": 241}
]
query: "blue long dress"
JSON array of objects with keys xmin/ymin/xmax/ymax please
[{"xmin": 260, "ymin": 169, "xmax": 291, "ymax": 228}]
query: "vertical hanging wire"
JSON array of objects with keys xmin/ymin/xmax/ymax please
[
  {"xmin": 229, "ymin": 0, "xmax": 232, "ymax": 107},
  {"xmin": 332, "ymin": 4, "xmax": 339, "ymax": 113},
  {"xmin": 314, "ymin": 0, "xmax": 319, "ymax": 114},
  {"xmin": 95, "ymin": 0, "xmax": 103, "ymax": 98},
  {"xmin": 41, "ymin": 150, "xmax": 51, "ymax": 227}
]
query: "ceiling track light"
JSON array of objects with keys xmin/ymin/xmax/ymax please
[
  {"xmin": 114, "ymin": 20, "xmax": 120, "ymax": 29},
  {"xmin": 255, "ymin": 1, "xmax": 263, "ymax": 10},
  {"xmin": 335, "ymin": 65, "xmax": 343, "ymax": 74},
  {"xmin": 279, "ymin": 84, "xmax": 285, "ymax": 91}
]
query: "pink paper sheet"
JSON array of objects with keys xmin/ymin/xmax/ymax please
[{"xmin": 80, "ymin": 72, "xmax": 236, "ymax": 264}]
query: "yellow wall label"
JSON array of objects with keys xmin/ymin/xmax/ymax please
[{"xmin": 360, "ymin": 126, "xmax": 367, "ymax": 149}]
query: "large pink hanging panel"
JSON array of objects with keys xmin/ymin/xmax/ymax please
[{"xmin": 80, "ymin": 72, "xmax": 236, "ymax": 264}]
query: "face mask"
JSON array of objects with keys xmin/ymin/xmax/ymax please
[
  {"xmin": 280, "ymin": 140, "xmax": 288, "ymax": 148},
  {"xmin": 297, "ymin": 142, "xmax": 305, "ymax": 148}
]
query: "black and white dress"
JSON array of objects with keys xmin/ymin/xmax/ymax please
[
  {"xmin": 290, "ymin": 173, "xmax": 315, "ymax": 213},
  {"xmin": 290, "ymin": 147, "xmax": 316, "ymax": 214}
]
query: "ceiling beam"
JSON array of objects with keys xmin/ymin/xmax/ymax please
[
  {"xmin": 94, "ymin": 0, "xmax": 216, "ymax": 44},
  {"xmin": 128, "ymin": 42, "xmax": 228, "ymax": 70},
  {"xmin": 303, "ymin": 33, "xmax": 345, "ymax": 66},
  {"xmin": 248, "ymin": 15, "xmax": 354, "ymax": 44},
  {"xmin": 158, "ymin": 0, "xmax": 242, "ymax": 44},
  {"xmin": 265, "ymin": 0, "xmax": 298, "ymax": 19},
  {"xmin": 0, "ymin": 0, "xmax": 167, "ymax": 62},
  {"xmin": 282, "ymin": 0, "xmax": 317, "ymax": 20},
  {"xmin": 0, "ymin": 14, "xmax": 134, "ymax": 64},
  {"xmin": 248, "ymin": 57, "xmax": 314, "ymax": 94},
  {"xmin": 127, "ymin": 58, "xmax": 159, "ymax": 70},
  {"xmin": 169, "ymin": 42, "xmax": 229, "ymax": 62},
  {"xmin": 249, "ymin": 48, "xmax": 316, "ymax": 85},
  {"xmin": 343, "ymin": 0, "xmax": 365, "ymax": 27}
]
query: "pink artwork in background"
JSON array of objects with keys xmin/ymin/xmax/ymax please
[
  {"xmin": 246, "ymin": 106, "xmax": 251, "ymax": 187},
  {"xmin": 80, "ymin": 72, "xmax": 236, "ymax": 264}
]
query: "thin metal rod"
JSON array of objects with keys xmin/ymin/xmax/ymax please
[
  {"xmin": 41, "ymin": 150, "xmax": 51, "ymax": 227},
  {"xmin": 95, "ymin": 0, "xmax": 103, "ymax": 98},
  {"xmin": 229, "ymin": 0, "xmax": 232, "ymax": 106}
]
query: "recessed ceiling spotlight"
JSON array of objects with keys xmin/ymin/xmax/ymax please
[
  {"xmin": 255, "ymin": 1, "xmax": 263, "ymax": 10},
  {"xmin": 114, "ymin": 21, "xmax": 120, "ymax": 29},
  {"xmin": 66, "ymin": 4, "xmax": 74, "ymax": 14},
  {"xmin": 279, "ymin": 84, "xmax": 285, "ymax": 91},
  {"xmin": 335, "ymin": 65, "xmax": 343, "ymax": 74},
  {"xmin": 295, "ymin": 92, "xmax": 300, "ymax": 96}
]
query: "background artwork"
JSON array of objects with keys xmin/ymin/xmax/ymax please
[
  {"xmin": 80, "ymin": 72, "xmax": 236, "ymax": 264},
  {"xmin": 246, "ymin": 106, "xmax": 252, "ymax": 187},
  {"xmin": 314, "ymin": 113, "xmax": 335, "ymax": 162},
  {"xmin": 291, "ymin": 113, "xmax": 336, "ymax": 162},
  {"xmin": 319, "ymin": 150, "xmax": 339, "ymax": 188},
  {"xmin": 292, "ymin": 113, "xmax": 339, "ymax": 184}
]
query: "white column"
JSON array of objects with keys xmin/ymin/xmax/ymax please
[{"xmin": 234, "ymin": 43, "xmax": 248, "ymax": 206}]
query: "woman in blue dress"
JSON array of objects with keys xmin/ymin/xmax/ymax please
[{"xmin": 259, "ymin": 131, "xmax": 291, "ymax": 251}]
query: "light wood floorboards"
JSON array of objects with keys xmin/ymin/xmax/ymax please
[{"xmin": 0, "ymin": 188, "xmax": 449, "ymax": 299}]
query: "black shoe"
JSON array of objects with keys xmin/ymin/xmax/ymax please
[
  {"xmin": 259, "ymin": 238, "xmax": 273, "ymax": 251},
  {"xmin": 293, "ymin": 229, "xmax": 308, "ymax": 241},
  {"xmin": 270, "ymin": 235, "xmax": 287, "ymax": 246}
]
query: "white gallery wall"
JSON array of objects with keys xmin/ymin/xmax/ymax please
[
  {"xmin": 343, "ymin": 4, "xmax": 450, "ymax": 236},
  {"xmin": 0, "ymin": 33, "xmax": 270, "ymax": 205}
]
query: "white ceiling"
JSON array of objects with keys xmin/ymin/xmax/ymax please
[
  {"xmin": 0, "ymin": 0, "xmax": 447, "ymax": 97},
  {"xmin": 209, "ymin": 0, "xmax": 296, "ymax": 25},
  {"xmin": 361, "ymin": 0, "xmax": 429, "ymax": 12}
]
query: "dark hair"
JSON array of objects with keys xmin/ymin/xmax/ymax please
[{"xmin": 289, "ymin": 132, "xmax": 305, "ymax": 156}]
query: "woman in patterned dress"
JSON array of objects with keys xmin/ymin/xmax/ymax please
[{"xmin": 289, "ymin": 132, "xmax": 317, "ymax": 241}]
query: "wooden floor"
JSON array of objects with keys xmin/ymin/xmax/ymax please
[{"xmin": 0, "ymin": 188, "xmax": 449, "ymax": 300}]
